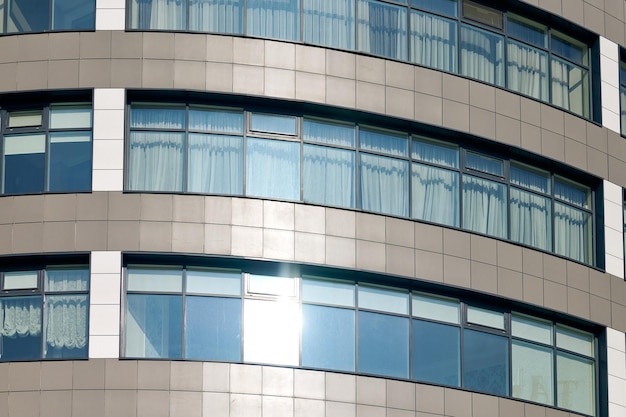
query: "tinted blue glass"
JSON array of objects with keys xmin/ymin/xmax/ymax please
[
  {"xmin": 48, "ymin": 137, "xmax": 92, "ymax": 192},
  {"xmin": 130, "ymin": 106, "xmax": 185, "ymax": 129},
  {"xmin": 246, "ymin": 138, "xmax": 300, "ymax": 200},
  {"xmin": 357, "ymin": 0, "xmax": 408, "ymax": 61},
  {"xmin": 358, "ymin": 311, "xmax": 409, "ymax": 378},
  {"xmin": 189, "ymin": 108, "xmax": 244, "ymax": 134},
  {"xmin": 359, "ymin": 129, "xmax": 408, "ymax": 157},
  {"xmin": 128, "ymin": 0, "xmax": 186, "ymax": 30},
  {"xmin": 303, "ymin": 0, "xmax": 355, "ymax": 49},
  {"xmin": 44, "ymin": 294, "xmax": 88, "ymax": 359},
  {"xmin": 250, "ymin": 113, "xmax": 297, "ymax": 135},
  {"xmin": 463, "ymin": 329, "xmax": 509, "ymax": 396},
  {"xmin": 303, "ymin": 144, "xmax": 355, "ymax": 208},
  {"xmin": 189, "ymin": 0, "xmax": 243, "ymax": 34},
  {"xmin": 185, "ymin": 296, "xmax": 241, "ymax": 361},
  {"xmin": 507, "ymin": 15, "xmax": 546, "ymax": 48},
  {"xmin": 412, "ymin": 320, "xmax": 460, "ymax": 386},
  {"xmin": 0, "ymin": 296, "xmax": 42, "ymax": 361},
  {"xmin": 360, "ymin": 153, "xmax": 409, "ymax": 217},
  {"xmin": 551, "ymin": 33, "xmax": 586, "ymax": 66},
  {"xmin": 247, "ymin": 0, "xmax": 300, "ymax": 41},
  {"xmin": 126, "ymin": 294, "xmax": 182, "ymax": 359},
  {"xmin": 4, "ymin": 153, "xmax": 45, "ymax": 194},
  {"xmin": 303, "ymin": 119, "xmax": 355, "ymax": 147},
  {"xmin": 302, "ymin": 304, "xmax": 355, "ymax": 372},
  {"xmin": 7, "ymin": 0, "xmax": 49, "ymax": 32},
  {"xmin": 410, "ymin": 0, "xmax": 457, "ymax": 16},
  {"xmin": 53, "ymin": 0, "xmax": 96, "ymax": 29}
]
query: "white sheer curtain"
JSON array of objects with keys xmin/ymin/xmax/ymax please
[
  {"xmin": 360, "ymin": 153, "xmax": 409, "ymax": 217},
  {"xmin": 303, "ymin": 145, "xmax": 355, "ymax": 208},
  {"xmin": 460, "ymin": 24, "xmax": 504, "ymax": 87},
  {"xmin": 554, "ymin": 203, "xmax": 590, "ymax": 264},
  {"xmin": 247, "ymin": 0, "xmax": 299, "ymax": 40},
  {"xmin": 412, "ymin": 164, "xmax": 459, "ymax": 227},
  {"xmin": 551, "ymin": 58, "xmax": 589, "ymax": 118},
  {"xmin": 188, "ymin": 134, "xmax": 243, "ymax": 195},
  {"xmin": 357, "ymin": 0, "xmax": 407, "ymax": 61},
  {"xmin": 0, "ymin": 297, "xmax": 41, "ymax": 338},
  {"xmin": 130, "ymin": 0, "xmax": 186, "ymax": 29},
  {"xmin": 509, "ymin": 188, "xmax": 551, "ymax": 251},
  {"xmin": 129, "ymin": 132, "xmax": 184, "ymax": 192},
  {"xmin": 189, "ymin": 0, "xmax": 243, "ymax": 33},
  {"xmin": 410, "ymin": 11, "xmax": 457, "ymax": 72},
  {"xmin": 246, "ymin": 138, "xmax": 300, "ymax": 200},
  {"xmin": 46, "ymin": 295, "xmax": 88, "ymax": 350},
  {"xmin": 507, "ymin": 40, "xmax": 548, "ymax": 101},
  {"xmin": 303, "ymin": 0, "xmax": 355, "ymax": 49},
  {"xmin": 462, "ymin": 176, "xmax": 507, "ymax": 239}
]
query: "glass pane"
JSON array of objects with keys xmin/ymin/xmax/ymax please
[
  {"xmin": 510, "ymin": 188, "xmax": 551, "ymax": 251},
  {"xmin": 551, "ymin": 31, "xmax": 587, "ymax": 66},
  {"xmin": 412, "ymin": 136, "xmax": 459, "ymax": 168},
  {"xmin": 359, "ymin": 128, "xmax": 408, "ymax": 157},
  {"xmin": 556, "ymin": 325, "xmax": 593, "ymax": 356},
  {"xmin": 127, "ymin": 268, "xmax": 183, "ymax": 292},
  {"xmin": 510, "ymin": 162, "xmax": 549, "ymax": 193},
  {"xmin": 557, "ymin": 352, "xmax": 595, "ymax": 415},
  {"xmin": 8, "ymin": 110, "xmax": 42, "ymax": 128},
  {"xmin": 50, "ymin": 105, "xmax": 92, "ymax": 128},
  {"xmin": 460, "ymin": 24, "xmax": 504, "ymax": 87},
  {"xmin": 467, "ymin": 306, "xmax": 504, "ymax": 329},
  {"xmin": 357, "ymin": 0, "xmax": 408, "ymax": 61},
  {"xmin": 4, "ymin": 271, "xmax": 38, "ymax": 290},
  {"xmin": 128, "ymin": 0, "xmax": 186, "ymax": 30},
  {"xmin": 412, "ymin": 320, "xmax": 460, "ymax": 386},
  {"xmin": 49, "ymin": 132, "xmax": 92, "ymax": 193},
  {"xmin": 512, "ymin": 340, "xmax": 553, "ymax": 405},
  {"xmin": 462, "ymin": 175, "xmax": 507, "ymax": 239},
  {"xmin": 466, "ymin": 151, "xmax": 503, "ymax": 176},
  {"xmin": 412, "ymin": 163, "xmax": 460, "ymax": 227},
  {"xmin": 130, "ymin": 105, "xmax": 185, "ymax": 129},
  {"xmin": 243, "ymin": 299, "xmax": 299, "ymax": 365},
  {"xmin": 554, "ymin": 202, "xmax": 591, "ymax": 264},
  {"xmin": 551, "ymin": 57, "xmax": 589, "ymax": 118},
  {"xmin": 189, "ymin": 108, "xmax": 244, "ymax": 133},
  {"xmin": 511, "ymin": 313, "xmax": 552, "ymax": 345},
  {"xmin": 187, "ymin": 133, "xmax": 243, "ymax": 195},
  {"xmin": 621, "ymin": 87, "xmax": 626, "ymax": 136},
  {"xmin": 303, "ymin": 0, "xmax": 355, "ymax": 49},
  {"xmin": 52, "ymin": 0, "xmax": 95, "ymax": 30},
  {"xmin": 554, "ymin": 177, "xmax": 590, "ymax": 208},
  {"xmin": 410, "ymin": 0, "xmax": 457, "ymax": 17},
  {"xmin": 302, "ymin": 304, "xmax": 355, "ymax": 371},
  {"xmin": 185, "ymin": 296, "xmax": 241, "ymax": 361},
  {"xmin": 303, "ymin": 119, "xmax": 355, "ymax": 147},
  {"xmin": 358, "ymin": 285, "xmax": 409, "ymax": 315},
  {"xmin": 412, "ymin": 293, "xmax": 459, "ymax": 324},
  {"xmin": 410, "ymin": 10, "xmax": 457, "ymax": 73},
  {"xmin": 3, "ymin": 134, "xmax": 45, "ymax": 195},
  {"xmin": 246, "ymin": 137, "xmax": 300, "ymax": 200},
  {"xmin": 44, "ymin": 294, "xmax": 88, "ymax": 358},
  {"xmin": 248, "ymin": 274, "xmax": 297, "ymax": 297},
  {"xmin": 189, "ymin": 0, "xmax": 243, "ymax": 33},
  {"xmin": 128, "ymin": 131, "xmax": 184, "ymax": 192},
  {"xmin": 360, "ymin": 153, "xmax": 409, "ymax": 217},
  {"xmin": 186, "ymin": 268, "xmax": 241, "ymax": 296},
  {"xmin": 302, "ymin": 277, "xmax": 355, "ymax": 307},
  {"xmin": 45, "ymin": 268, "xmax": 89, "ymax": 292},
  {"xmin": 462, "ymin": 0, "xmax": 502, "ymax": 29},
  {"xmin": 358, "ymin": 311, "xmax": 409, "ymax": 378},
  {"xmin": 251, "ymin": 113, "xmax": 297, "ymax": 136},
  {"xmin": 507, "ymin": 14, "xmax": 546, "ymax": 48},
  {"xmin": 463, "ymin": 329, "xmax": 509, "ymax": 396},
  {"xmin": 246, "ymin": 0, "xmax": 300, "ymax": 41},
  {"xmin": 0, "ymin": 296, "xmax": 42, "ymax": 361},
  {"xmin": 125, "ymin": 294, "xmax": 182, "ymax": 358},
  {"xmin": 507, "ymin": 40, "xmax": 549, "ymax": 101},
  {"xmin": 7, "ymin": 0, "xmax": 48, "ymax": 32},
  {"xmin": 303, "ymin": 144, "xmax": 355, "ymax": 208}
]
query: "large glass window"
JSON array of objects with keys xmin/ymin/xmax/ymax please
[
  {"xmin": 1, "ymin": 103, "xmax": 92, "ymax": 195},
  {"xmin": 4, "ymin": 0, "xmax": 95, "ymax": 33},
  {"xmin": 357, "ymin": 0, "xmax": 408, "ymax": 61}
]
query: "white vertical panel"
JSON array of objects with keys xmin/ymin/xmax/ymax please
[
  {"xmin": 600, "ymin": 37, "xmax": 620, "ymax": 134},
  {"xmin": 95, "ymin": 0, "xmax": 125, "ymax": 30},
  {"xmin": 604, "ymin": 180, "xmax": 624, "ymax": 278},
  {"xmin": 89, "ymin": 251, "xmax": 122, "ymax": 358},
  {"xmin": 92, "ymin": 88, "xmax": 125, "ymax": 191}
]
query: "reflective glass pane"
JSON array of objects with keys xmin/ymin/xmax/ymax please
[
  {"xmin": 466, "ymin": 152, "xmax": 503, "ymax": 176},
  {"xmin": 551, "ymin": 31, "xmax": 587, "ymax": 66},
  {"xmin": 557, "ymin": 353, "xmax": 595, "ymax": 415},
  {"xmin": 246, "ymin": 138, "xmax": 300, "ymax": 200},
  {"xmin": 125, "ymin": 294, "xmax": 182, "ymax": 358},
  {"xmin": 189, "ymin": 0, "xmax": 243, "ymax": 33},
  {"xmin": 248, "ymin": 275, "xmax": 297, "ymax": 297},
  {"xmin": 45, "ymin": 267, "xmax": 89, "ymax": 292},
  {"xmin": 359, "ymin": 128, "xmax": 408, "ymax": 157},
  {"xmin": 302, "ymin": 304, "xmax": 355, "ymax": 371},
  {"xmin": 412, "ymin": 163, "xmax": 459, "ymax": 227},
  {"xmin": 460, "ymin": 24, "xmax": 505, "ymax": 87},
  {"xmin": 128, "ymin": 131, "xmax": 184, "ymax": 192},
  {"xmin": 252, "ymin": 112, "xmax": 297, "ymax": 135},
  {"xmin": 44, "ymin": 294, "xmax": 88, "ymax": 358},
  {"xmin": 49, "ymin": 132, "xmax": 92, "ymax": 192},
  {"xmin": 554, "ymin": 202, "xmax": 591, "ymax": 264},
  {"xmin": 360, "ymin": 153, "xmax": 409, "ymax": 217},
  {"xmin": 189, "ymin": 108, "xmax": 244, "ymax": 133},
  {"xmin": 467, "ymin": 306, "xmax": 504, "ymax": 329},
  {"xmin": 247, "ymin": 0, "xmax": 300, "ymax": 41},
  {"xmin": 130, "ymin": 105, "xmax": 185, "ymax": 129},
  {"xmin": 0, "ymin": 296, "xmax": 42, "ymax": 361},
  {"xmin": 462, "ymin": 175, "xmax": 507, "ymax": 239},
  {"xmin": 186, "ymin": 268, "xmax": 241, "ymax": 296},
  {"xmin": 556, "ymin": 325, "xmax": 593, "ymax": 356},
  {"xmin": 7, "ymin": 0, "xmax": 48, "ymax": 32},
  {"xmin": 128, "ymin": 0, "xmax": 186, "ymax": 30},
  {"xmin": 410, "ymin": 0, "xmax": 457, "ymax": 17},
  {"xmin": 53, "ymin": 0, "xmax": 95, "ymax": 30},
  {"xmin": 4, "ymin": 271, "xmax": 38, "ymax": 290},
  {"xmin": 187, "ymin": 133, "xmax": 243, "ymax": 195},
  {"xmin": 412, "ymin": 136, "xmax": 459, "ymax": 168},
  {"xmin": 8, "ymin": 110, "xmax": 42, "ymax": 128},
  {"xmin": 510, "ymin": 188, "xmax": 551, "ymax": 251},
  {"xmin": 621, "ymin": 87, "xmax": 626, "ymax": 136},
  {"xmin": 185, "ymin": 296, "xmax": 241, "ymax": 361},
  {"xmin": 507, "ymin": 40, "xmax": 549, "ymax": 101},
  {"xmin": 303, "ymin": 144, "xmax": 355, "ymax": 208},
  {"xmin": 303, "ymin": 119, "xmax": 355, "ymax": 147},
  {"xmin": 412, "ymin": 293, "xmax": 459, "ymax": 324},
  {"xmin": 410, "ymin": 10, "xmax": 457, "ymax": 73},
  {"xmin": 358, "ymin": 311, "xmax": 409, "ymax": 378},
  {"xmin": 551, "ymin": 57, "xmax": 589, "ymax": 118},
  {"xmin": 463, "ymin": 329, "xmax": 508, "ymax": 396},
  {"xmin": 3, "ymin": 134, "xmax": 45, "ymax": 194},
  {"xmin": 357, "ymin": 0, "xmax": 408, "ymax": 61},
  {"xmin": 554, "ymin": 177, "xmax": 590, "ymax": 208},
  {"xmin": 50, "ymin": 105, "xmax": 92, "ymax": 128},
  {"xmin": 512, "ymin": 340, "xmax": 553, "ymax": 405},
  {"xmin": 303, "ymin": 0, "xmax": 355, "ymax": 49},
  {"xmin": 510, "ymin": 162, "xmax": 549, "ymax": 193},
  {"xmin": 507, "ymin": 14, "xmax": 546, "ymax": 48},
  {"xmin": 358, "ymin": 285, "xmax": 409, "ymax": 315},
  {"xmin": 302, "ymin": 277, "xmax": 355, "ymax": 307},
  {"xmin": 243, "ymin": 299, "xmax": 299, "ymax": 365},
  {"xmin": 412, "ymin": 320, "xmax": 460, "ymax": 386},
  {"xmin": 127, "ymin": 268, "xmax": 183, "ymax": 292},
  {"xmin": 462, "ymin": 0, "xmax": 502, "ymax": 29},
  {"xmin": 511, "ymin": 313, "xmax": 552, "ymax": 345}
]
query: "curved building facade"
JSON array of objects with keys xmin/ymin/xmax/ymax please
[{"xmin": 0, "ymin": 0, "xmax": 624, "ymax": 416}]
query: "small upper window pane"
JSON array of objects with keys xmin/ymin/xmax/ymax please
[
  {"xmin": 467, "ymin": 305, "xmax": 505, "ymax": 330},
  {"xmin": 466, "ymin": 151, "xmax": 504, "ymax": 177},
  {"xmin": 50, "ymin": 105, "xmax": 92, "ymax": 129},
  {"xmin": 358, "ymin": 284, "xmax": 409, "ymax": 315},
  {"xmin": 3, "ymin": 271, "xmax": 38, "ymax": 290},
  {"xmin": 462, "ymin": 0, "xmax": 503, "ymax": 29},
  {"xmin": 554, "ymin": 177, "xmax": 590, "ymax": 208},
  {"xmin": 510, "ymin": 162, "xmax": 550, "ymax": 194},
  {"xmin": 186, "ymin": 268, "xmax": 241, "ymax": 296},
  {"xmin": 130, "ymin": 104, "xmax": 185, "ymax": 129},
  {"xmin": 556, "ymin": 325, "xmax": 594, "ymax": 356},
  {"xmin": 512, "ymin": 313, "xmax": 552, "ymax": 345},
  {"xmin": 410, "ymin": 0, "xmax": 457, "ymax": 16},
  {"xmin": 248, "ymin": 274, "xmax": 297, "ymax": 297},
  {"xmin": 52, "ymin": 0, "xmax": 96, "ymax": 30},
  {"xmin": 250, "ymin": 113, "xmax": 297, "ymax": 136},
  {"xmin": 551, "ymin": 31, "xmax": 588, "ymax": 66},
  {"xmin": 303, "ymin": 119, "xmax": 356, "ymax": 147},
  {"xmin": 45, "ymin": 267, "xmax": 89, "ymax": 292},
  {"xmin": 507, "ymin": 14, "xmax": 546, "ymax": 48},
  {"xmin": 8, "ymin": 110, "xmax": 42, "ymax": 128},
  {"xmin": 359, "ymin": 128, "xmax": 409, "ymax": 157},
  {"xmin": 189, "ymin": 107, "xmax": 244, "ymax": 134},
  {"xmin": 4, "ymin": 134, "xmax": 45, "ymax": 155},
  {"xmin": 412, "ymin": 136, "xmax": 459, "ymax": 168},
  {"xmin": 127, "ymin": 268, "xmax": 183, "ymax": 292},
  {"xmin": 302, "ymin": 277, "xmax": 355, "ymax": 307},
  {"xmin": 412, "ymin": 293, "xmax": 460, "ymax": 324}
]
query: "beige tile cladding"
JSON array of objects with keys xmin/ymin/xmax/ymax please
[
  {"xmin": 0, "ymin": 31, "xmax": 620, "ymax": 187},
  {"xmin": 0, "ymin": 192, "xmax": 623, "ymax": 330},
  {"xmin": 0, "ymin": 360, "xmax": 590, "ymax": 417}
]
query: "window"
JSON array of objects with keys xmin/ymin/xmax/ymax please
[
  {"xmin": 3, "ymin": 0, "xmax": 95, "ymax": 32},
  {"xmin": 0, "ymin": 265, "xmax": 89, "ymax": 360},
  {"xmin": 123, "ymin": 259, "xmax": 600, "ymax": 416},
  {"xmin": 620, "ymin": 58, "xmax": 626, "ymax": 136},
  {"xmin": 2, "ymin": 102, "xmax": 92, "ymax": 195}
]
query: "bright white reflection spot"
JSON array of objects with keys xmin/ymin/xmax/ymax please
[{"xmin": 243, "ymin": 299, "xmax": 300, "ymax": 366}]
